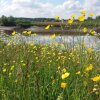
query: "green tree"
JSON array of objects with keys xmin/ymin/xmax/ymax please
[
  {"xmin": 15, "ymin": 19, "xmax": 32, "ymax": 28},
  {"xmin": 0, "ymin": 15, "xmax": 15, "ymax": 26}
]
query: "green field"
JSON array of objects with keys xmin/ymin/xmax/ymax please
[
  {"xmin": 0, "ymin": 38, "xmax": 100, "ymax": 100},
  {"xmin": 0, "ymin": 13, "xmax": 100, "ymax": 100}
]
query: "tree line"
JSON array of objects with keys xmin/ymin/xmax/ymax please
[{"xmin": 0, "ymin": 15, "xmax": 100, "ymax": 28}]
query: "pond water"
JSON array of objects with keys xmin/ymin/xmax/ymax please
[{"xmin": 0, "ymin": 33, "xmax": 100, "ymax": 50}]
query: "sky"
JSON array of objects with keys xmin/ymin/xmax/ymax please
[{"xmin": 0, "ymin": 0, "xmax": 100, "ymax": 19}]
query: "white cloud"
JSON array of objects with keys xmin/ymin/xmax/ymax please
[
  {"xmin": 0, "ymin": 0, "xmax": 100, "ymax": 18},
  {"xmin": 84, "ymin": 0, "xmax": 100, "ymax": 17}
]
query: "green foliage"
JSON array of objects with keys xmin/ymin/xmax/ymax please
[
  {"xmin": 0, "ymin": 41, "xmax": 100, "ymax": 100},
  {"xmin": 0, "ymin": 15, "xmax": 16, "ymax": 26},
  {"xmin": 15, "ymin": 19, "xmax": 33, "ymax": 28}
]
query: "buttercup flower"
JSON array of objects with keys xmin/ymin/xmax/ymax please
[
  {"xmin": 71, "ymin": 14, "xmax": 76, "ymax": 19},
  {"xmin": 85, "ymin": 64, "xmax": 93, "ymax": 71},
  {"xmin": 90, "ymin": 30, "xmax": 96, "ymax": 35},
  {"xmin": 91, "ymin": 75, "xmax": 100, "ymax": 82},
  {"xmin": 80, "ymin": 10, "xmax": 86, "ymax": 15},
  {"xmin": 61, "ymin": 82, "xmax": 67, "ymax": 89},
  {"xmin": 33, "ymin": 33, "xmax": 37, "ymax": 36},
  {"xmin": 76, "ymin": 71, "xmax": 81, "ymax": 75},
  {"xmin": 62, "ymin": 72, "xmax": 70, "ymax": 80},
  {"xmin": 12, "ymin": 31, "xmax": 16, "ymax": 35},
  {"xmin": 78, "ymin": 15, "xmax": 85, "ymax": 22},
  {"xmin": 68, "ymin": 19, "xmax": 73, "ymax": 24},
  {"xmin": 55, "ymin": 16, "xmax": 60, "ymax": 20},
  {"xmin": 90, "ymin": 12, "xmax": 94, "ymax": 17},
  {"xmin": 83, "ymin": 27, "xmax": 87, "ymax": 32},
  {"xmin": 45, "ymin": 25, "xmax": 50, "ymax": 30},
  {"xmin": 27, "ymin": 31, "xmax": 32, "ymax": 35},
  {"xmin": 51, "ymin": 34, "xmax": 56, "ymax": 39},
  {"xmin": 87, "ymin": 47, "xmax": 92, "ymax": 53}
]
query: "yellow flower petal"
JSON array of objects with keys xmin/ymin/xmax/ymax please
[
  {"xmin": 85, "ymin": 64, "xmax": 93, "ymax": 71},
  {"xmin": 45, "ymin": 25, "xmax": 50, "ymax": 30},
  {"xmin": 80, "ymin": 10, "xmax": 86, "ymax": 15},
  {"xmin": 83, "ymin": 27, "xmax": 87, "ymax": 32},
  {"xmin": 78, "ymin": 16, "xmax": 85, "ymax": 22},
  {"xmin": 51, "ymin": 34, "xmax": 56, "ymax": 39},
  {"xmin": 61, "ymin": 82, "xmax": 67, "ymax": 89},
  {"xmin": 76, "ymin": 71, "xmax": 81, "ymax": 75},
  {"xmin": 55, "ymin": 16, "xmax": 60, "ymax": 20},
  {"xmin": 87, "ymin": 48, "xmax": 92, "ymax": 53},
  {"xmin": 90, "ymin": 12, "xmax": 94, "ymax": 17},
  {"xmin": 61, "ymin": 72, "xmax": 70, "ymax": 80},
  {"xmin": 91, "ymin": 75, "xmax": 100, "ymax": 82},
  {"xmin": 27, "ymin": 31, "xmax": 32, "ymax": 35},
  {"xmin": 68, "ymin": 19, "xmax": 73, "ymax": 24},
  {"xmin": 12, "ymin": 31, "xmax": 16, "ymax": 35},
  {"xmin": 90, "ymin": 30, "xmax": 96, "ymax": 35}
]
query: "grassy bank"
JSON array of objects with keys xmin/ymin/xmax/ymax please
[
  {"xmin": 0, "ymin": 11, "xmax": 100, "ymax": 100},
  {"xmin": 0, "ymin": 40, "xmax": 100, "ymax": 100}
]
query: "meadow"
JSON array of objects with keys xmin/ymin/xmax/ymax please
[{"xmin": 0, "ymin": 11, "xmax": 100, "ymax": 100}]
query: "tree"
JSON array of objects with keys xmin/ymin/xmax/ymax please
[
  {"xmin": 15, "ymin": 19, "xmax": 32, "ymax": 28},
  {"xmin": 96, "ymin": 16, "xmax": 100, "ymax": 19},
  {"xmin": 87, "ymin": 17, "xmax": 93, "ymax": 20},
  {"xmin": 0, "ymin": 15, "xmax": 8, "ymax": 26},
  {"xmin": 7, "ymin": 16, "xmax": 16, "ymax": 26},
  {"xmin": 0, "ymin": 15, "xmax": 16, "ymax": 26}
]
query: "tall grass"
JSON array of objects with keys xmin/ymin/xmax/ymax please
[
  {"xmin": 0, "ymin": 12, "xmax": 100, "ymax": 100},
  {"xmin": 0, "ymin": 40, "xmax": 100, "ymax": 100}
]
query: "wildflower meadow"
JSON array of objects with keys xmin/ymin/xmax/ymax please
[{"xmin": 0, "ymin": 11, "xmax": 100, "ymax": 100}]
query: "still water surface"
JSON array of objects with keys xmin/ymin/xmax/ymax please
[{"xmin": 0, "ymin": 33, "xmax": 100, "ymax": 50}]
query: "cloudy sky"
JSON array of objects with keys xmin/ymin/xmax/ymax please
[{"xmin": 0, "ymin": 0, "xmax": 100, "ymax": 19}]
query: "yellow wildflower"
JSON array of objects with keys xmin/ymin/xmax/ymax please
[
  {"xmin": 93, "ymin": 88, "xmax": 97, "ymax": 91},
  {"xmin": 90, "ymin": 12, "xmax": 94, "ymax": 17},
  {"xmin": 10, "ymin": 65, "xmax": 15, "ymax": 71},
  {"xmin": 3, "ymin": 68, "xmax": 6, "ymax": 72},
  {"xmin": 61, "ymin": 82, "xmax": 67, "ymax": 89},
  {"xmin": 30, "ymin": 43, "xmax": 34, "ymax": 47},
  {"xmin": 33, "ymin": 33, "xmax": 37, "ymax": 36},
  {"xmin": 51, "ymin": 34, "xmax": 56, "ymax": 39},
  {"xmin": 80, "ymin": 10, "xmax": 86, "ymax": 15},
  {"xmin": 85, "ymin": 64, "xmax": 93, "ymax": 71},
  {"xmin": 45, "ymin": 25, "xmax": 50, "ymax": 30},
  {"xmin": 55, "ymin": 16, "xmax": 59, "ymax": 19},
  {"xmin": 61, "ymin": 72, "xmax": 70, "ymax": 80},
  {"xmin": 90, "ymin": 30, "xmax": 96, "ymax": 35},
  {"xmin": 96, "ymin": 92, "xmax": 99, "ymax": 95},
  {"xmin": 71, "ymin": 14, "xmax": 76, "ymax": 19},
  {"xmin": 27, "ymin": 31, "xmax": 32, "ymax": 35},
  {"xmin": 83, "ymin": 27, "xmax": 87, "ymax": 32},
  {"xmin": 78, "ymin": 15, "xmax": 85, "ymax": 22},
  {"xmin": 12, "ymin": 31, "xmax": 16, "ymax": 35},
  {"xmin": 68, "ymin": 19, "xmax": 73, "ymax": 24},
  {"xmin": 76, "ymin": 71, "xmax": 81, "ymax": 75},
  {"xmin": 7, "ymin": 41, "xmax": 11, "ymax": 46},
  {"xmin": 62, "ymin": 68, "xmax": 67, "ymax": 73},
  {"xmin": 58, "ymin": 66, "xmax": 60, "ymax": 70},
  {"xmin": 22, "ymin": 31, "xmax": 27, "ymax": 34},
  {"xmin": 91, "ymin": 75, "xmax": 100, "ymax": 82},
  {"xmin": 82, "ymin": 42, "xmax": 86, "ymax": 47},
  {"xmin": 87, "ymin": 47, "xmax": 92, "ymax": 53}
]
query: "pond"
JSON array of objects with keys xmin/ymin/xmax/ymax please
[{"xmin": 0, "ymin": 33, "xmax": 100, "ymax": 50}]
